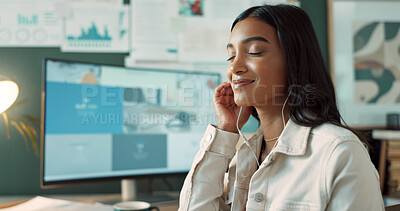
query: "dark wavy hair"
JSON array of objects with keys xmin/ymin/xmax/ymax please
[{"xmin": 232, "ymin": 4, "xmax": 368, "ymax": 144}]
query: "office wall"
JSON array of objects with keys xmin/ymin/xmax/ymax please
[
  {"xmin": 0, "ymin": 49, "xmax": 125, "ymax": 194},
  {"xmin": 0, "ymin": 0, "xmax": 327, "ymax": 195}
]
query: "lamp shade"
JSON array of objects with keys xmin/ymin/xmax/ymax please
[{"xmin": 0, "ymin": 80, "xmax": 19, "ymax": 114}]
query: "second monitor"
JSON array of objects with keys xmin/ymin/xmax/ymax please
[{"xmin": 42, "ymin": 58, "xmax": 220, "ymax": 189}]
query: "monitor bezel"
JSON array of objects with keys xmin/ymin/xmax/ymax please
[{"xmin": 41, "ymin": 58, "xmax": 221, "ymax": 188}]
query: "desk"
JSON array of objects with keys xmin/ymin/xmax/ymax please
[{"xmin": 0, "ymin": 194, "xmax": 179, "ymax": 210}]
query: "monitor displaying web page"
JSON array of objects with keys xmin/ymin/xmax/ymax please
[{"xmin": 42, "ymin": 58, "xmax": 220, "ymax": 185}]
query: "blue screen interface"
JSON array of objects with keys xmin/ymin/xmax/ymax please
[{"xmin": 44, "ymin": 59, "xmax": 219, "ymax": 182}]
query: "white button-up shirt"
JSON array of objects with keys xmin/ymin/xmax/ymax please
[{"xmin": 179, "ymin": 119, "xmax": 384, "ymax": 210}]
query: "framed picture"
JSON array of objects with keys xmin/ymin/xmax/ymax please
[{"xmin": 328, "ymin": 0, "xmax": 400, "ymax": 128}]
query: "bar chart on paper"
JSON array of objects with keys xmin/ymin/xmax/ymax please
[
  {"xmin": 0, "ymin": 1, "xmax": 62, "ymax": 47},
  {"xmin": 17, "ymin": 14, "xmax": 39, "ymax": 25},
  {"xmin": 62, "ymin": 6, "xmax": 129, "ymax": 52},
  {"xmin": 66, "ymin": 23, "xmax": 112, "ymax": 47}
]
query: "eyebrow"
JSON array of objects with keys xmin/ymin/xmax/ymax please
[{"xmin": 226, "ymin": 36, "xmax": 270, "ymax": 49}]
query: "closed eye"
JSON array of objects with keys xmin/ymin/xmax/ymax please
[
  {"xmin": 226, "ymin": 56, "xmax": 235, "ymax": 62},
  {"xmin": 249, "ymin": 52, "xmax": 262, "ymax": 56}
]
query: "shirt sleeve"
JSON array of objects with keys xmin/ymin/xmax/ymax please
[
  {"xmin": 178, "ymin": 124, "xmax": 240, "ymax": 211},
  {"xmin": 324, "ymin": 140, "xmax": 385, "ymax": 211}
]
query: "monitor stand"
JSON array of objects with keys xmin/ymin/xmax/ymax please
[
  {"xmin": 121, "ymin": 179, "xmax": 137, "ymax": 201},
  {"xmin": 120, "ymin": 179, "xmax": 178, "ymax": 204}
]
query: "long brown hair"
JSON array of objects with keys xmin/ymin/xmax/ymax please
[{"xmin": 232, "ymin": 5, "xmax": 369, "ymax": 145}]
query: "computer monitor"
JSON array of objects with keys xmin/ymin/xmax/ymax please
[{"xmin": 41, "ymin": 58, "xmax": 220, "ymax": 197}]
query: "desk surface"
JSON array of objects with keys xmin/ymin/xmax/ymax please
[
  {"xmin": 0, "ymin": 194, "xmax": 179, "ymax": 210},
  {"xmin": 2, "ymin": 194, "xmax": 400, "ymax": 209},
  {"xmin": 373, "ymin": 130, "xmax": 400, "ymax": 140}
]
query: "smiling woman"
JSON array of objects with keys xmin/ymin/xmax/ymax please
[
  {"xmin": 227, "ymin": 17, "xmax": 286, "ymax": 113},
  {"xmin": 178, "ymin": 4, "xmax": 384, "ymax": 211}
]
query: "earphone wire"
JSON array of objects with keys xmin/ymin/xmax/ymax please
[
  {"xmin": 271, "ymin": 90, "xmax": 291, "ymax": 150},
  {"xmin": 237, "ymin": 106, "xmax": 260, "ymax": 167},
  {"xmin": 236, "ymin": 90, "xmax": 291, "ymax": 168}
]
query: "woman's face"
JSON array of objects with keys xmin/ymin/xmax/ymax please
[{"xmin": 226, "ymin": 17, "xmax": 287, "ymax": 107}]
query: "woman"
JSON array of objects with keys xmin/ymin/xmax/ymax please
[{"xmin": 179, "ymin": 4, "xmax": 384, "ymax": 211}]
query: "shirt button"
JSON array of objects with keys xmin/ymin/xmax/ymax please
[
  {"xmin": 205, "ymin": 134, "xmax": 212, "ymax": 142},
  {"xmin": 254, "ymin": 193, "xmax": 264, "ymax": 202}
]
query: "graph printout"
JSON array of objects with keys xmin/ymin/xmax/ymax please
[
  {"xmin": 0, "ymin": 1, "xmax": 62, "ymax": 47},
  {"xmin": 61, "ymin": 5, "xmax": 129, "ymax": 53}
]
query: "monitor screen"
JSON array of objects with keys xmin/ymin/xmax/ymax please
[{"xmin": 42, "ymin": 58, "xmax": 220, "ymax": 186}]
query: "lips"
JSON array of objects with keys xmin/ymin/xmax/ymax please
[{"xmin": 232, "ymin": 79, "xmax": 255, "ymax": 89}]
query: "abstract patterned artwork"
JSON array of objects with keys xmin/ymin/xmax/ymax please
[{"xmin": 353, "ymin": 22, "xmax": 400, "ymax": 104}]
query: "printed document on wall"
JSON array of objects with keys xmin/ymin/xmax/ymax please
[
  {"xmin": 61, "ymin": 5, "xmax": 129, "ymax": 53},
  {"xmin": 130, "ymin": 0, "xmax": 179, "ymax": 61},
  {"xmin": 178, "ymin": 18, "xmax": 230, "ymax": 63},
  {"xmin": 0, "ymin": 1, "xmax": 62, "ymax": 47},
  {"xmin": 177, "ymin": 0, "xmax": 249, "ymax": 63},
  {"xmin": 249, "ymin": 0, "xmax": 300, "ymax": 6},
  {"xmin": 177, "ymin": 0, "xmax": 299, "ymax": 63},
  {"xmin": 62, "ymin": 0, "xmax": 123, "ymax": 5},
  {"xmin": 53, "ymin": 0, "xmax": 124, "ymax": 18}
]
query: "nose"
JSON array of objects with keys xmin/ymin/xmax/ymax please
[
  {"xmin": 228, "ymin": 58, "xmax": 247, "ymax": 75},
  {"xmin": 229, "ymin": 66, "xmax": 247, "ymax": 75}
]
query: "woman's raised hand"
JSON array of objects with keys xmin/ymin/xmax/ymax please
[{"xmin": 213, "ymin": 82, "xmax": 252, "ymax": 133}]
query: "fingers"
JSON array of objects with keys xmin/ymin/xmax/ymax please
[
  {"xmin": 222, "ymin": 84, "xmax": 234, "ymax": 96},
  {"xmin": 214, "ymin": 82, "xmax": 233, "ymax": 97},
  {"xmin": 214, "ymin": 94, "xmax": 235, "ymax": 105},
  {"xmin": 214, "ymin": 82, "xmax": 229, "ymax": 95},
  {"xmin": 214, "ymin": 82, "xmax": 235, "ymax": 106}
]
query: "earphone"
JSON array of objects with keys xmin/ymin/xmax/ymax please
[{"xmin": 236, "ymin": 90, "xmax": 292, "ymax": 167}]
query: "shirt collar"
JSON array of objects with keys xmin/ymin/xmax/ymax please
[
  {"xmin": 273, "ymin": 119, "xmax": 311, "ymax": 156},
  {"xmin": 244, "ymin": 118, "xmax": 311, "ymax": 156},
  {"xmin": 246, "ymin": 119, "xmax": 311, "ymax": 156}
]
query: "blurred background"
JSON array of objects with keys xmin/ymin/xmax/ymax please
[{"xmin": 1, "ymin": 0, "xmax": 398, "ymax": 199}]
